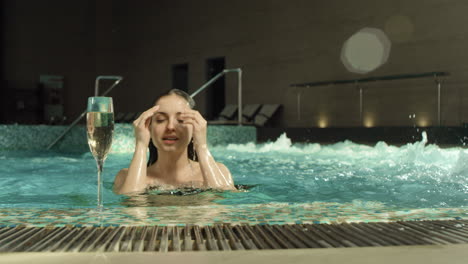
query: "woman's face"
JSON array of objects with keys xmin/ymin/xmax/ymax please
[{"xmin": 150, "ymin": 94, "xmax": 193, "ymax": 153}]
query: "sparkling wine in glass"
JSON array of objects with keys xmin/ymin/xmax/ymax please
[{"xmin": 86, "ymin": 97, "xmax": 114, "ymax": 209}]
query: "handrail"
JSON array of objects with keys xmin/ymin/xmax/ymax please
[
  {"xmin": 290, "ymin": 71, "xmax": 449, "ymax": 87},
  {"xmin": 190, "ymin": 68, "xmax": 243, "ymax": 125},
  {"xmin": 46, "ymin": 76, "xmax": 123, "ymax": 150},
  {"xmin": 95, "ymin": 76, "xmax": 123, "ymax": 96},
  {"xmin": 291, "ymin": 71, "xmax": 449, "ymax": 126}
]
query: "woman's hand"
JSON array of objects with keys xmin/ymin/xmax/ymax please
[
  {"xmin": 180, "ymin": 110, "xmax": 208, "ymax": 149},
  {"xmin": 180, "ymin": 109, "xmax": 235, "ymax": 190},
  {"xmin": 132, "ymin": 105, "xmax": 160, "ymax": 146}
]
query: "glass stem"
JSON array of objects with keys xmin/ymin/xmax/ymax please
[{"xmin": 96, "ymin": 159, "xmax": 104, "ymax": 209}]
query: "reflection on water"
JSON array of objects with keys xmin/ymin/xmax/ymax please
[
  {"xmin": 116, "ymin": 192, "xmax": 226, "ymax": 224},
  {"xmin": 121, "ymin": 192, "xmax": 221, "ymax": 207},
  {"xmin": 119, "ymin": 185, "xmax": 255, "ymax": 207}
]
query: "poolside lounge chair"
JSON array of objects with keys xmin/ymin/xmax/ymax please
[
  {"xmin": 208, "ymin": 104, "xmax": 239, "ymax": 125},
  {"xmin": 254, "ymin": 104, "xmax": 281, "ymax": 126},
  {"xmin": 122, "ymin": 112, "xmax": 137, "ymax": 123},
  {"xmin": 242, "ymin": 104, "xmax": 262, "ymax": 123},
  {"xmin": 216, "ymin": 104, "xmax": 238, "ymax": 121},
  {"xmin": 115, "ymin": 112, "xmax": 126, "ymax": 123}
]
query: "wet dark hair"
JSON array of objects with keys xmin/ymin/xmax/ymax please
[{"xmin": 147, "ymin": 89, "xmax": 197, "ymax": 166}]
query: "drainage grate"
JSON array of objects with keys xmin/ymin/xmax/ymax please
[{"xmin": 0, "ymin": 220, "xmax": 467, "ymax": 252}]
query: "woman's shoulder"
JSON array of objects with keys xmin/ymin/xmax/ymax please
[
  {"xmin": 113, "ymin": 168, "xmax": 128, "ymax": 193},
  {"xmin": 215, "ymin": 162, "xmax": 231, "ymax": 175},
  {"xmin": 114, "ymin": 168, "xmax": 129, "ymax": 182},
  {"xmin": 116, "ymin": 168, "xmax": 129, "ymax": 176},
  {"xmin": 215, "ymin": 162, "xmax": 228, "ymax": 169}
]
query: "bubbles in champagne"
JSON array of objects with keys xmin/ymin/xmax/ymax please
[{"xmin": 87, "ymin": 112, "xmax": 114, "ymax": 161}]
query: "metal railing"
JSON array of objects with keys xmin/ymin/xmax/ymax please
[
  {"xmin": 291, "ymin": 71, "xmax": 449, "ymax": 126},
  {"xmin": 46, "ymin": 76, "xmax": 123, "ymax": 150},
  {"xmin": 190, "ymin": 68, "xmax": 243, "ymax": 125}
]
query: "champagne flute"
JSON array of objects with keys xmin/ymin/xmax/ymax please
[{"xmin": 86, "ymin": 97, "xmax": 114, "ymax": 209}]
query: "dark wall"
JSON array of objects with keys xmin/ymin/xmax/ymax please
[
  {"xmin": 3, "ymin": 1, "xmax": 468, "ymax": 127},
  {"xmin": 2, "ymin": 0, "xmax": 96, "ymax": 123},
  {"xmin": 0, "ymin": 1, "xmax": 5, "ymax": 123}
]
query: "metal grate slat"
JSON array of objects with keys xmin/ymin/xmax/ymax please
[
  {"xmin": 70, "ymin": 227, "xmax": 99, "ymax": 252},
  {"xmin": 132, "ymin": 226, "xmax": 147, "ymax": 252},
  {"xmin": 172, "ymin": 226, "xmax": 181, "ymax": 252},
  {"xmin": 0, "ymin": 227, "xmax": 22, "ymax": 243},
  {"xmin": 0, "ymin": 220, "xmax": 466, "ymax": 253},
  {"xmin": 204, "ymin": 226, "xmax": 219, "ymax": 251},
  {"xmin": 398, "ymin": 221, "xmax": 461, "ymax": 244},
  {"xmin": 317, "ymin": 224, "xmax": 358, "ymax": 247},
  {"xmin": 285, "ymin": 225, "xmax": 321, "ymax": 248},
  {"xmin": 145, "ymin": 226, "xmax": 157, "ymax": 251},
  {"xmin": 431, "ymin": 221, "xmax": 468, "ymax": 235},
  {"xmin": 100, "ymin": 226, "xmax": 125, "ymax": 252},
  {"xmin": 0, "ymin": 227, "xmax": 32, "ymax": 250},
  {"xmin": 385, "ymin": 222, "xmax": 443, "ymax": 245},
  {"xmin": 55, "ymin": 227, "xmax": 92, "ymax": 252},
  {"xmin": 421, "ymin": 221, "xmax": 468, "ymax": 242},
  {"xmin": 44, "ymin": 227, "xmax": 80, "ymax": 252},
  {"xmin": 122, "ymin": 227, "xmax": 137, "ymax": 252},
  {"xmin": 213, "ymin": 225, "xmax": 231, "ymax": 251},
  {"xmin": 193, "ymin": 225, "xmax": 206, "ymax": 251},
  {"xmin": 104, "ymin": 227, "xmax": 125, "ymax": 252},
  {"xmin": 233, "ymin": 225, "xmax": 257, "ymax": 250},
  {"xmin": 81, "ymin": 227, "xmax": 113, "ymax": 252},
  {"xmin": 249, "ymin": 225, "xmax": 279, "ymax": 249},
  {"xmin": 223, "ymin": 225, "xmax": 245, "ymax": 250},
  {"xmin": 272, "ymin": 225, "xmax": 308, "ymax": 248},
  {"xmin": 298, "ymin": 224, "xmax": 333, "ymax": 248},
  {"xmin": 320, "ymin": 224, "xmax": 369, "ymax": 247},
  {"xmin": 340, "ymin": 223, "xmax": 385, "ymax": 246},
  {"xmin": 350, "ymin": 222, "xmax": 404, "ymax": 246},
  {"xmin": 0, "ymin": 227, "xmax": 8, "ymax": 236},
  {"xmin": 372, "ymin": 223, "xmax": 424, "ymax": 245},
  {"xmin": 390, "ymin": 222, "xmax": 446, "ymax": 245},
  {"xmin": 304, "ymin": 224, "xmax": 345, "ymax": 247},
  {"xmin": 158, "ymin": 226, "xmax": 169, "ymax": 252},
  {"xmin": 23, "ymin": 227, "xmax": 66, "ymax": 252},
  {"xmin": 182, "ymin": 225, "xmax": 193, "ymax": 251},
  {"xmin": 240, "ymin": 224, "xmax": 269, "ymax": 249},
  {"xmin": 362, "ymin": 223, "xmax": 412, "ymax": 246},
  {"xmin": 261, "ymin": 224, "xmax": 294, "ymax": 249},
  {"xmin": 3, "ymin": 227, "xmax": 47, "ymax": 252}
]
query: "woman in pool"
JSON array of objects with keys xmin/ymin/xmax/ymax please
[{"xmin": 113, "ymin": 89, "xmax": 236, "ymax": 194}]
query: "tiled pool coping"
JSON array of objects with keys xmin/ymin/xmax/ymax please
[
  {"xmin": 0, "ymin": 124, "xmax": 256, "ymax": 152},
  {"xmin": 1, "ymin": 203, "xmax": 466, "ymax": 227}
]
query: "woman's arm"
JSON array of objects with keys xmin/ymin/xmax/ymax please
[
  {"xmin": 181, "ymin": 110, "xmax": 236, "ymax": 190},
  {"xmin": 113, "ymin": 142, "xmax": 149, "ymax": 194},
  {"xmin": 195, "ymin": 145, "xmax": 236, "ymax": 190},
  {"xmin": 113, "ymin": 105, "xmax": 159, "ymax": 194}
]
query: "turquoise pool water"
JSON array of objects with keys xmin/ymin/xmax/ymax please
[
  {"xmin": 0, "ymin": 128, "xmax": 466, "ymax": 226},
  {"xmin": 1, "ymin": 132, "xmax": 466, "ymax": 210}
]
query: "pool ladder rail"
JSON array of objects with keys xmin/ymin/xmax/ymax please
[
  {"xmin": 0, "ymin": 220, "xmax": 467, "ymax": 253},
  {"xmin": 46, "ymin": 76, "xmax": 123, "ymax": 150}
]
